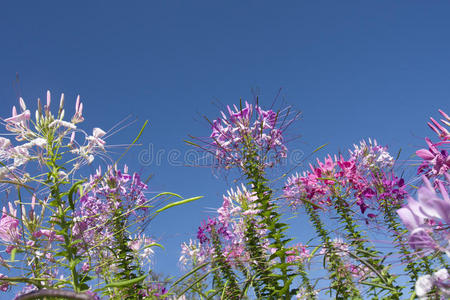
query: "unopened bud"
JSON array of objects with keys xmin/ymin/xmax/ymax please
[
  {"xmin": 46, "ymin": 90, "xmax": 51, "ymax": 108},
  {"xmin": 37, "ymin": 98, "xmax": 42, "ymax": 116},
  {"xmin": 19, "ymin": 97, "xmax": 26, "ymax": 111},
  {"xmin": 59, "ymin": 93, "xmax": 64, "ymax": 110},
  {"xmin": 75, "ymin": 95, "xmax": 80, "ymax": 112},
  {"xmin": 31, "ymin": 195, "xmax": 36, "ymax": 210},
  {"xmin": 21, "ymin": 205, "xmax": 27, "ymax": 222},
  {"xmin": 8, "ymin": 202, "xmax": 16, "ymax": 217}
]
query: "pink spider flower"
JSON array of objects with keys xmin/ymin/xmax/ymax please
[
  {"xmin": 179, "ymin": 239, "xmax": 205, "ymax": 267},
  {"xmin": 128, "ymin": 234, "xmax": 155, "ymax": 266},
  {"xmin": 0, "ymin": 204, "xmax": 20, "ymax": 250},
  {"xmin": 4, "ymin": 103, "xmax": 32, "ymax": 141},
  {"xmin": 286, "ymin": 243, "xmax": 311, "ymax": 263},
  {"xmin": 417, "ymin": 110, "xmax": 450, "ymax": 177},
  {"xmin": 285, "ymin": 140, "xmax": 398, "ymax": 216},
  {"xmin": 32, "ymin": 229, "xmax": 64, "ymax": 242},
  {"xmin": 427, "ymin": 109, "xmax": 450, "ymax": 141},
  {"xmin": 416, "ymin": 138, "xmax": 449, "ymax": 176},
  {"xmin": 283, "ymin": 169, "xmax": 332, "ymax": 209}
]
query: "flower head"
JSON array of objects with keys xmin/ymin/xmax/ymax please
[
  {"xmin": 209, "ymin": 102, "xmax": 294, "ymax": 170},
  {"xmin": 417, "ymin": 110, "xmax": 450, "ymax": 177},
  {"xmin": 0, "ymin": 204, "xmax": 20, "ymax": 244},
  {"xmin": 350, "ymin": 138, "xmax": 394, "ymax": 172},
  {"xmin": 397, "ymin": 175, "xmax": 450, "ymax": 254}
]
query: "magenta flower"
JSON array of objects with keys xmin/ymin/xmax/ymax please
[
  {"xmin": 417, "ymin": 110, "xmax": 450, "ymax": 177},
  {"xmin": 416, "ymin": 137, "xmax": 450, "ymax": 176},
  {"xmin": 286, "ymin": 243, "xmax": 311, "ymax": 263},
  {"xmin": 427, "ymin": 109, "xmax": 450, "ymax": 141},
  {"xmin": 284, "ymin": 140, "xmax": 405, "ymax": 218},
  {"xmin": 375, "ymin": 172, "xmax": 407, "ymax": 207}
]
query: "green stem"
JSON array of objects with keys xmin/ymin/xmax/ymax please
[
  {"xmin": 47, "ymin": 140, "xmax": 81, "ymax": 292},
  {"xmin": 304, "ymin": 202, "xmax": 361, "ymax": 299},
  {"xmin": 334, "ymin": 196, "xmax": 401, "ymax": 299},
  {"xmin": 245, "ymin": 159, "xmax": 293, "ymax": 298}
]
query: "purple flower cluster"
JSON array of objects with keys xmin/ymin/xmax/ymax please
[
  {"xmin": 376, "ymin": 172, "xmax": 407, "ymax": 207},
  {"xmin": 210, "ymin": 102, "xmax": 290, "ymax": 169},
  {"xmin": 73, "ymin": 165, "xmax": 149, "ymax": 261},
  {"xmin": 181, "ymin": 185, "xmax": 269, "ymax": 268},
  {"xmin": 284, "ymin": 140, "xmax": 405, "ymax": 215}
]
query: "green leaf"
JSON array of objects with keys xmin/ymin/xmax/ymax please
[
  {"xmin": 177, "ymin": 271, "xmax": 211, "ymax": 297},
  {"xmin": 359, "ymin": 280, "xmax": 396, "ymax": 291},
  {"xmin": 308, "ymin": 245, "xmax": 321, "ymax": 263},
  {"xmin": 312, "ymin": 143, "xmax": 328, "ymax": 154},
  {"xmin": 104, "ymin": 274, "xmax": 147, "ymax": 288},
  {"xmin": 184, "ymin": 140, "xmax": 201, "ymax": 147},
  {"xmin": 144, "ymin": 243, "xmax": 164, "ymax": 250},
  {"xmin": 155, "ymin": 196, "xmax": 203, "ymax": 214},
  {"xmin": 116, "ymin": 120, "xmax": 149, "ymax": 164},
  {"xmin": 169, "ymin": 262, "xmax": 210, "ymax": 290},
  {"xmin": 68, "ymin": 180, "xmax": 85, "ymax": 210}
]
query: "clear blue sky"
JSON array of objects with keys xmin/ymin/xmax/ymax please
[{"xmin": 1, "ymin": 0, "xmax": 449, "ymax": 288}]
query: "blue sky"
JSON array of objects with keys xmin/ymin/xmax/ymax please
[{"xmin": 1, "ymin": 0, "xmax": 449, "ymax": 290}]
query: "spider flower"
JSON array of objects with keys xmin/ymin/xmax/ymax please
[
  {"xmin": 185, "ymin": 185, "xmax": 268, "ymax": 269},
  {"xmin": 416, "ymin": 138, "xmax": 449, "ymax": 176},
  {"xmin": 350, "ymin": 138, "xmax": 394, "ymax": 172},
  {"xmin": 0, "ymin": 206, "xmax": 20, "ymax": 244},
  {"xmin": 397, "ymin": 175, "xmax": 450, "ymax": 254},
  {"xmin": 417, "ymin": 110, "xmax": 450, "ymax": 176},
  {"xmin": 209, "ymin": 102, "xmax": 293, "ymax": 170},
  {"xmin": 73, "ymin": 165, "xmax": 149, "ymax": 253},
  {"xmin": 428, "ymin": 109, "xmax": 450, "ymax": 141},
  {"xmin": 1, "ymin": 91, "xmax": 108, "ymax": 172},
  {"xmin": 284, "ymin": 140, "xmax": 404, "ymax": 216}
]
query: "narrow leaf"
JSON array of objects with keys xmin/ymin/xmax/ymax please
[
  {"xmin": 104, "ymin": 274, "xmax": 147, "ymax": 288},
  {"xmin": 155, "ymin": 196, "xmax": 203, "ymax": 214}
]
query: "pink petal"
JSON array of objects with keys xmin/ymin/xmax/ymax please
[{"xmin": 416, "ymin": 149, "xmax": 435, "ymax": 160}]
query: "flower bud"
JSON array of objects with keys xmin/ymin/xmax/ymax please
[{"xmin": 19, "ymin": 97, "xmax": 26, "ymax": 111}]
